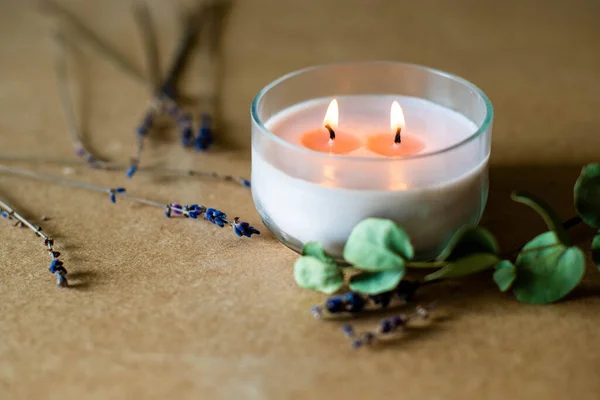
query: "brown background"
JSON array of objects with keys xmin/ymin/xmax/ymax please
[{"xmin": 1, "ymin": 0, "xmax": 600, "ymax": 399}]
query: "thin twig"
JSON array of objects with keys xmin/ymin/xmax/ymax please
[
  {"xmin": 194, "ymin": 1, "xmax": 233, "ymax": 150},
  {"xmin": 0, "ymin": 198, "xmax": 68, "ymax": 287},
  {"xmin": 133, "ymin": 0, "xmax": 161, "ymax": 88},
  {"xmin": 53, "ymin": 31, "xmax": 120, "ymax": 170},
  {"xmin": 0, "ymin": 155, "xmax": 250, "ymax": 188},
  {"xmin": 42, "ymin": 0, "xmax": 146, "ymax": 84}
]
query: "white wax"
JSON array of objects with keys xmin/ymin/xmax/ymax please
[{"xmin": 252, "ymin": 95, "xmax": 488, "ymax": 259}]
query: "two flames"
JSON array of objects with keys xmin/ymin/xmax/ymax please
[{"xmin": 323, "ymin": 99, "xmax": 405, "ymax": 132}]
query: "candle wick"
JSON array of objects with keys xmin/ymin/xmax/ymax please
[
  {"xmin": 325, "ymin": 124, "xmax": 335, "ymax": 141},
  {"xmin": 394, "ymin": 127, "xmax": 402, "ymax": 144}
]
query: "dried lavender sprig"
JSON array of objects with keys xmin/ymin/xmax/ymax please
[
  {"xmin": 0, "ymin": 154, "xmax": 251, "ymax": 188},
  {"xmin": 343, "ymin": 303, "xmax": 436, "ymax": 349},
  {"xmin": 0, "ymin": 198, "xmax": 68, "ymax": 287},
  {"xmin": 127, "ymin": 4, "xmax": 207, "ymax": 177},
  {"xmin": 0, "ymin": 164, "xmax": 258, "ymax": 237}
]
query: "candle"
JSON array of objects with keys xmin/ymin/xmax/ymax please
[{"xmin": 251, "ymin": 62, "xmax": 493, "ymax": 260}]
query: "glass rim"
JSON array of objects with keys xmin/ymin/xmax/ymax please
[{"xmin": 251, "ymin": 60, "xmax": 493, "ymax": 162}]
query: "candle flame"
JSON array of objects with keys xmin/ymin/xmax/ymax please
[
  {"xmin": 323, "ymin": 99, "xmax": 339, "ymax": 128},
  {"xmin": 390, "ymin": 101, "xmax": 405, "ymax": 131}
]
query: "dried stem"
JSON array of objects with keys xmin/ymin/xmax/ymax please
[
  {"xmin": 53, "ymin": 31, "xmax": 120, "ymax": 170},
  {"xmin": 195, "ymin": 0, "xmax": 233, "ymax": 150},
  {"xmin": 0, "ymin": 154, "xmax": 250, "ymax": 188},
  {"xmin": 133, "ymin": 0, "xmax": 161, "ymax": 88},
  {"xmin": 0, "ymin": 198, "xmax": 68, "ymax": 287},
  {"xmin": 42, "ymin": 0, "xmax": 146, "ymax": 84}
]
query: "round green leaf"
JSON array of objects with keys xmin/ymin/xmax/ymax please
[
  {"xmin": 574, "ymin": 163, "xmax": 600, "ymax": 229},
  {"xmin": 424, "ymin": 253, "xmax": 499, "ymax": 281},
  {"xmin": 294, "ymin": 256, "xmax": 343, "ymax": 294},
  {"xmin": 513, "ymin": 231, "xmax": 585, "ymax": 304},
  {"xmin": 437, "ymin": 226, "xmax": 499, "ymax": 261},
  {"xmin": 349, "ymin": 270, "xmax": 404, "ymax": 295},
  {"xmin": 343, "ymin": 218, "xmax": 413, "ymax": 271},
  {"xmin": 493, "ymin": 260, "xmax": 516, "ymax": 292},
  {"xmin": 511, "ymin": 191, "xmax": 571, "ymax": 245},
  {"xmin": 302, "ymin": 241, "xmax": 333, "ymax": 263},
  {"xmin": 592, "ymin": 233, "xmax": 600, "ymax": 270}
]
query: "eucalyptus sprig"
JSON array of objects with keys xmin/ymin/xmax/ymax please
[{"xmin": 294, "ymin": 163, "xmax": 600, "ymax": 306}]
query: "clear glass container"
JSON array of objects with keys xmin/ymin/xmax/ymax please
[{"xmin": 251, "ymin": 61, "xmax": 493, "ymax": 260}]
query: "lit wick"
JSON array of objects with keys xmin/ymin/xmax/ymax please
[
  {"xmin": 325, "ymin": 124, "xmax": 336, "ymax": 141},
  {"xmin": 394, "ymin": 127, "xmax": 401, "ymax": 144},
  {"xmin": 391, "ymin": 100, "xmax": 405, "ymax": 146},
  {"xmin": 323, "ymin": 99, "xmax": 339, "ymax": 143}
]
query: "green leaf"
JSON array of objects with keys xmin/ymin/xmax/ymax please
[
  {"xmin": 294, "ymin": 256, "xmax": 343, "ymax": 294},
  {"xmin": 493, "ymin": 260, "xmax": 516, "ymax": 292},
  {"xmin": 511, "ymin": 191, "xmax": 571, "ymax": 246},
  {"xmin": 513, "ymin": 231, "xmax": 585, "ymax": 304},
  {"xmin": 424, "ymin": 253, "xmax": 499, "ymax": 281},
  {"xmin": 437, "ymin": 226, "xmax": 499, "ymax": 261},
  {"xmin": 343, "ymin": 218, "xmax": 413, "ymax": 271},
  {"xmin": 574, "ymin": 163, "xmax": 600, "ymax": 229},
  {"xmin": 349, "ymin": 270, "xmax": 404, "ymax": 295},
  {"xmin": 592, "ymin": 233, "xmax": 600, "ymax": 269},
  {"xmin": 302, "ymin": 241, "xmax": 333, "ymax": 263}
]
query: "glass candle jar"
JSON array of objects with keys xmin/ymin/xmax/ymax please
[{"xmin": 251, "ymin": 61, "xmax": 493, "ymax": 260}]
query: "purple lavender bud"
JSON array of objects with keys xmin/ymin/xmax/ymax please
[
  {"xmin": 232, "ymin": 217, "xmax": 260, "ymax": 237},
  {"xmin": 1, "ymin": 211, "xmax": 8, "ymax": 218},
  {"xmin": 342, "ymin": 324, "xmax": 355, "ymax": 337},
  {"xmin": 171, "ymin": 203, "xmax": 183, "ymax": 215},
  {"xmin": 165, "ymin": 206, "xmax": 172, "ymax": 218},
  {"xmin": 343, "ymin": 292, "xmax": 366, "ymax": 312},
  {"xmin": 325, "ymin": 296, "xmax": 344, "ymax": 313},
  {"xmin": 241, "ymin": 179, "xmax": 251, "ymax": 188},
  {"xmin": 392, "ymin": 315, "xmax": 405, "ymax": 328},
  {"xmin": 49, "ymin": 259, "xmax": 62, "ymax": 273},
  {"xmin": 368, "ymin": 291, "xmax": 393, "ymax": 308},
  {"xmin": 110, "ymin": 193, "xmax": 116, "ymax": 203},
  {"xmin": 205, "ymin": 208, "xmax": 227, "ymax": 227},
  {"xmin": 75, "ymin": 147, "xmax": 85, "ymax": 157},
  {"xmin": 195, "ymin": 114, "xmax": 213, "ymax": 151},
  {"xmin": 380, "ymin": 319, "xmax": 393, "ymax": 334},
  {"xmin": 56, "ymin": 273, "xmax": 68, "ymax": 288},
  {"xmin": 136, "ymin": 110, "xmax": 155, "ymax": 137},
  {"xmin": 115, "ymin": 188, "xmax": 126, "ymax": 193},
  {"xmin": 126, "ymin": 165, "xmax": 138, "ymax": 179},
  {"xmin": 181, "ymin": 127, "xmax": 193, "ymax": 147},
  {"xmin": 167, "ymin": 102, "xmax": 181, "ymax": 118}
]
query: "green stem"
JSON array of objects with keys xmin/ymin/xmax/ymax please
[{"xmin": 406, "ymin": 261, "xmax": 447, "ymax": 269}]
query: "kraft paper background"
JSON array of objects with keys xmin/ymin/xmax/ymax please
[{"xmin": 1, "ymin": 0, "xmax": 599, "ymax": 398}]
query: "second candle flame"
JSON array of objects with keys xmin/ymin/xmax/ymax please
[{"xmin": 390, "ymin": 101, "xmax": 405, "ymax": 131}]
